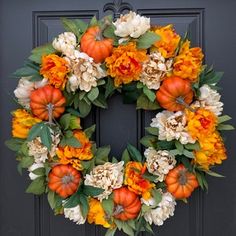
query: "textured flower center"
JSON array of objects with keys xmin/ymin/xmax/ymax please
[{"xmin": 199, "ymin": 117, "xmax": 211, "ymax": 129}]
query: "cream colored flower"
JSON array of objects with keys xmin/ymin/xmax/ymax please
[
  {"xmin": 113, "ymin": 11, "xmax": 150, "ymax": 38},
  {"xmin": 52, "ymin": 32, "xmax": 77, "ymax": 57},
  {"xmin": 144, "ymin": 191, "xmax": 176, "ymax": 226},
  {"xmin": 64, "ymin": 205, "xmax": 86, "ymax": 225},
  {"xmin": 151, "ymin": 111, "xmax": 195, "ymax": 144},
  {"xmin": 84, "ymin": 161, "xmax": 124, "ymax": 201},
  {"xmin": 66, "ymin": 51, "xmax": 105, "ymax": 92},
  {"xmin": 27, "ymin": 132, "xmax": 60, "ymax": 164},
  {"xmin": 193, "ymin": 84, "xmax": 223, "ymax": 116},
  {"xmin": 28, "ymin": 163, "xmax": 44, "ymax": 180},
  {"xmin": 144, "ymin": 148, "xmax": 176, "ymax": 182},
  {"xmin": 14, "ymin": 77, "xmax": 47, "ymax": 108}
]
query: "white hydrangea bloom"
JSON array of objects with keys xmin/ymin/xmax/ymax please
[
  {"xmin": 193, "ymin": 84, "xmax": 223, "ymax": 116},
  {"xmin": 27, "ymin": 133, "xmax": 60, "ymax": 164},
  {"xmin": 14, "ymin": 77, "xmax": 47, "ymax": 108},
  {"xmin": 28, "ymin": 163, "xmax": 44, "ymax": 180},
  {"xmin": 66, "ymin": 51, "xmax": 106, "ymax": 92},
  {"xmin": 64, "ymin": 205, "xmax": 86, "ymax": 225},
  {"xmin": 144, "ymin": 191, "xmax": 176, "ymax": 226},
  {"xmin": 52, "ymin": 32, "xmax": 77, "ymax": 57},
  {"xmin": 113, "ymin": 11, "xmax": 150, "ymax": 38},
  {"xmin": 144, "ymin": 147, "xmax": 176, "ymax": 182},
  {"xmin": 151, "ymin": 111, "xmax": 195, "ymax": 144},
  {"xmin": 140, "ymin": 52, "xmax": 173, "ymax": 90},
  {"xmin": 84, "ymin": 161, "xmax": 124, "ymax": 201}
]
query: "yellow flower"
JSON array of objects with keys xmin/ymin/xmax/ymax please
[
  {"xmin": 152, "ymin": 24, "xmax": 180, "ymax": 58},
  {"xmin": 40, "ymin": 54, "xmax": 69, "ymax": 89},
  {"xmin": 57, "ymin": 130, "xmax": 93, "ymax": 170},
  {"xmin": 12, "ymin": 109, "xmax": 41, "ymax": 139},
  {"xmin": 124, "ymin": 161, "xmax": 154, "ymax": 200},
  {"xmin": 87, "ymin": 198, "xmax": 111, "ymax": 228},
  {"xmin": 105, "ymin": 42, "xmax": 147, "ymax": 87},
  {"xmin": 194, "ymin": 132, "xmax": 227, "ymax": 169},
  {"xmin": 173, "ymin": 40, "xmax": 204, "ymax": 82},
  {"xmin": 186, "ymin": 108, "xmax": 217, "ymax": 140}
]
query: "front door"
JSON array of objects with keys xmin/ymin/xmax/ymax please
[{"xmin": 0, "ymin": 0, "xmax": 235, "ymax": 235}]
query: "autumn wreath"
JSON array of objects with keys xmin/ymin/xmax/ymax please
[{"xmin": 6, "ymin": 11, "xmax": 234, "ymax": 236}]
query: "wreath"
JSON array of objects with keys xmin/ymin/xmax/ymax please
[{"xmin": 6, "ymin": 11, "xmax": 234, "ymax": 236}]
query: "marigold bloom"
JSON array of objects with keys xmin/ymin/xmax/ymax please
[
  {"xmin": 173, "ymin": 40, "xmax": 204, "ymax": 82},
  {"xmin": 153, "ymin": 24, "xmax": 180, "ymax": 58},
  {"xmin": 40, "ymin": 54, "xmax": 69, "ymax": 89},
  {"xmin": 105, "ymin": 43, "xmax": 147, "ymax": 87},
  {"xmin": 87, "ymin": 198, "xmax": 111, "ymax": 228},
  {"xmin": 194, "ymin": 132, "xmax": 227, "ymax": 169},
  {"xmin": 12, "ymin": 109, "xmax": 41, "ymax": 139},
  {"xmin": 186, "ymin": 108, "xmax": 217, "ymax": 140},
  {"xmin": 57, "ymin": 130, "xmax": 93, "ymax": 170},
  {"xmin": 124, "ymin": 161, "xmax": 154, "ymax": 200}
]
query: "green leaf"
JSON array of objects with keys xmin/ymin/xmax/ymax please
[
  {"xmin": 5, "ymin": 138, "xmax": 25, "ymax": 152},
  {"xmin": 121, "ymin": 149, "xmax": 131, "ymax": 163},
  {"xmin": 103, "ymin": 24, "xmax": 116, "ymax": 39},
  {"xmin": 142, "ymin": 172, "xmax": 157, "ymax": 182},
  {"xmin": 78, "ymin": 99, "xmax": 92, "ymax": 118},
  {"xmin": 140, "ymin": 135, "xmax": 158, "ymax": 148},
  {"xmin": 196, "ymin": 171, "xmax": 208, "ymax": 190},
  {"xmin": 217, "ymin": 124, "xmax": 235, "ymax": 131},
  {"xmin": 79, "ymin": 194, "xmax": 89, "ymax": 218},
  {"xmin": 32, "ymin": 167, "xmax": 45, "ymax": 176},
  {"xmin": 29, "ymin": 43, "xmax": 56, "ymax": 64},
  {"xmin": 40, "ymin": 125, "xmax": 52, "ymax": 150},
  {"xmin": 92, "ymin": 94, "xmax": 108, "ymax": 108},
  {"xmin": 95, "ymin": 146, "xmax": 110, "ymax": 164},
  {"xmin": 218, "ymin": 115, "xmax": 232, "ymax": 124},
  {"xmin": 137, "ymin": 31, "xmax": 160, "ymax": 49},
  {"xmin": 83, "ymin": 185, "xmax": 104, "ymax": 197},
  {"xmin": 87, "ymin": 87, "xmax": 99, "ymax": 101},
  {"xmin": 105, "ymin": 228, "xmax": 117, "ymax": 236},
  {"xmin": 81, "ymin": 159, "xmax": 95, "ymax": 173},
  {"xmin": 64, "ymin": 192, "xmax": 81, "ymax": 208},
  {"xmin": 145, "ymin": 127, "xmax": 159, "ymax": 136},
  {"xmin": 84, "ymin": 124, "xmax": 96, "ymax": 139},
  {"xmin": 60, "ymin": 113, "xmax": 71, "ymax": 130},
  {"xmin": 47, "ymin": 190, "xmax": 63, "ymax": 210},
  {"xmin": 205, "ymin": 170, "xmax": 225, "ymax": 177},
  {"xmin": 89, "ymin": 15, "xmax": 98, "ymax": 26},
  {"xmin": 143, "ymin": 86, "xmax": 156, "ymax": 102},
  {"xmin": 137, "ymin": 94, "xmax": 160, "ymax": 110},
  {"xmin": 26, "ymin": 176, "xmax": 45, "ymax": 195},
  {"xmin": 183, "ymin": 149, "xmax": 194, "ymax": 158},
  {"xmin": 175, "ymin": 141, "xmax": 184, "ymax": 153},
  {"xmin": 27, "ymin": 123, "xmax": 44, "ymax": 141},
  {"xmin": 122, "ymin": 222, "xmax": 134, "ymax": 236},
  {"xmin": 74, "ymin": 19, "xmax": 88, "ymax": 33},
  {"xmin": 127, "ymin": 143, "xmax": 142, "ymax": 162},
  {"xmin": 184, "ymin": 142, "xmax": 201, "ymax": 151},
  {"xmin": 105, "ymin": 77, "xmax": 116, "ymax": 98},
  {"xmin": 206, "ymin": 72, "xmax": 224, "ymax": 85},
  {"xmin": 102, "ymin": 196, "xmax": 114, "ymax": 216},
  {"xmin": 170, "ymin": 149, "xmax": 182, "ymax": 156},
  {"xmin": 61, "ymin": 136, "xmax": 81, "ymax": 148},
  {"xmin": 61, "ymin": 18, "xmax": 82, "ymax": 38},
  {"xmin": 20, "ymin": 156, "xmax": 34, "ymax": 168},
  {"xmin": 151, "ymin": 189, "xmax": 162, "ymax": 205},
  {"xmin": 13, "ymin": 66, "xmax": 38, "ymax": 77},
  {"xmin": 157, "ymin": 140, "xmax": 175, "ymax": 150}
]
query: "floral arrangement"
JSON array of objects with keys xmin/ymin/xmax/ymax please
[{"xmin": 6, "ymin": 12, "xmax": 234, "ymax": 236}]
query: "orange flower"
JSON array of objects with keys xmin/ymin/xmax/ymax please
[
  {"xmin": 124, "ymin": 161, "xmax": 154, "ymax": 200},
  {"xmin": 186, "ymin": 108, "xmax": 217, "ymax": 140},
  {"xmin": 87, "ymin": 198, "xmax": 111, "ymax": 228},
  {"xmin": 173, "ymin": 40, "xmax": 204, "ymax": 82},
  {"xmin": 57, "ymin": 130, "xmax": 93, "ymax": 170},
  {"xmin": 12, "ymin": 109, "xmax": 41, "ymax": 139},
  {"xmin": 152, "ymin": 24, "xmax": 180, "ymax": 58},
  {"xmin": 40, "ymin": 54, "xmax": 69, "ymax": 89},
  {"xmin": 105, "ymin": 42, "xmax": 147, "ymax": 87},
  {"xmin": 194, "ymin": 132, "xmax": 227, "ymax": 169}
]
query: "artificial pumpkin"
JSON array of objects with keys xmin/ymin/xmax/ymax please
[
  {"xmin": 48, "ymin": 164, "xmax": 81, "ymax": 198},
  {"xmin": 165, "ymin": 164, "xmax": 198, "ymax": 199},
  {"xmin": 156, "ymin": 75, "xmax": 194, "ymax": 111},
  {"xmin": 80, "ymin": 26, "xmax": 113, "ymax": 63},
  {"xmin": 30, "ymin": 85, "xmax": 66, "ymax": 121},
  {"xmin": 113, "ymin": 186, "xmax": 141, "ymax": 221}
]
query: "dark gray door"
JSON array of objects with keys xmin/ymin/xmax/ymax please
[{"xmin": 0, "ymin": 0, "xmax": 236, "ymax": 235}]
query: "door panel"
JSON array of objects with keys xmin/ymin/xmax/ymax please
[{"xmin": 0, "ymin": 0, "xmax": 235, "ymax": 236}]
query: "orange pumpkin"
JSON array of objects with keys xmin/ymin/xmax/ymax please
[
  {"xmin": 30, "ymin": 85, "xmax": 66, "ymax": 121},
  {"xmin": 156, "ymin": 76, "xmax": 194, "ymax": 111},
  {"xmin": 113, "ymin": 187, "xmax": 141, "ymax": 221},
  {"xmin": 80, "ymin": 26, "xmax": 113, "ymax": 63},
  {"xmin": 48, "ymin": 164, "xmax": 81, "ymax": 198},
  {"xmin": 165, "ymin": 164, "xmax": 198, "ymax": 199}
]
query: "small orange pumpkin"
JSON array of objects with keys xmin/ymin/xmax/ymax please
[
  {"xmin": 156, "ymin": 75, "xmax": 194, "ymax": 111},
  {"xmin": 165, "ymin": 164, "xmax": 198, "ymax": 199},
  {"xmin": 30, "ymin": 85, "xmax": 66, "ymax": 121},
  {"xmin": 48, "ymin": 164, "xmax": 81, "ymax": 198},
  {"xmin": 80, "ymin": 26, "xmax": 113, "ymax": 63},
  {"xmin": 113, "ymin": 187, "xmax": 141, "ymax": 221}
]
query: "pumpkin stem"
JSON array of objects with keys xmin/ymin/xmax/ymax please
[
  {"xmin": 97, "ymin": 17, "xmax": 112, "ymax": 40},
  {"xmin": 176, "ymin": 97, "xmax": 195, "ymax": 112},
  {"xmin": 47, "ymin": 103, "xmax": 54, "ymax": 125},
  {"xmin": 113, "ymin": 204, "xmax": 124, "ymax": 216}
]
